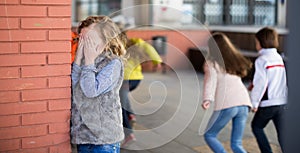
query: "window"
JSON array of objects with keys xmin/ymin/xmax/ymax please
[
  {"xmin": 71, "ymin": 0, "xmax": 282, "ymax": 27},
  {"xmin": 184, "ymin": 0, "xmax": 278, "ymax": 26},
  {"xmin": 73, "ymin": 0, "xmax": 121, "ymax": 23}
]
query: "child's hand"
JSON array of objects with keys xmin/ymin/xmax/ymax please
[
  {"xmin": 83, "ymin": 30, "xmax": 105, "ymax": 65},
  {"xmin": 74, "ymin": 37, "xmax": 84, "ymax": 65},
  {"xmin": 252, "ymin": 108, "xmax": 258, "ymax": 112},
  {"xmin": 202, "ymin": 100, "xmax": 210, "ymax": 110},
  {"xmin": 248, "ymin": 82, "xmax": 254, "ymax": 91}
]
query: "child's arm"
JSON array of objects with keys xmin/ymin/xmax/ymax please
[
  {"xmin": 251, "ymin": 59, "xmax": 268, "ymax": 109},
  {"xmin": 71, "ymin": 63, "xmax": 82, "ymax": 87},
  {"xmin": 72, "ymin": 38, "xmax": 84, "ymax": 87},
  {"xmin": 79, "ymin": 59, "xmax": 122, "ymax": 98},
  {"xmin": 202, "ymin": 61, "xmax": 217, "ymax": 110},
  {"xmin": 141, "ymin": 42, "xmax": 162, "ymax": 65}
]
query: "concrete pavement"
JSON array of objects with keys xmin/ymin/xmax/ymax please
[
  {"xmin": 71, "ymin": 70, "xmax": 281, "ymax": 153},
  {"xmin": 120, "ymin": 70, "xmax": 282, "ymax": 153}
]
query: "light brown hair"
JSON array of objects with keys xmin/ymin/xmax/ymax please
[
  {"xmin": 208, "ymin": 32, "xmax": 252, "ymax": 77},
  {"xmin": 77, "ymin": 15, "xmax": 126, "ymax": 57},
  {"xmin": 255, "ymin": 27, "xmax": 279, "ymax": 49}
]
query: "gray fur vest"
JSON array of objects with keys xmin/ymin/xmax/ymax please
[{"xmin": 71, "ymin": 54, "xmax": 124, "ymax": 145}]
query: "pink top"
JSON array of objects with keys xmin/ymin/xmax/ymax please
[{"xmin": 203, "ymin": 61, "xmax": 252, "ymax": 111}]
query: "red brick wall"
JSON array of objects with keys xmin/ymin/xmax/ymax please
[{"xmin": 0, "ymin": 0, "xmax": 72, "ymax": 152}]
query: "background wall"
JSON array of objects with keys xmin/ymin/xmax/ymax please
[
  {"xmin": 127, "ymin": 29, "xmax": 210, "ymax": 70},
  {"xmin": 0, "ymin": 0, "xmax": 72, "ymax": 152}
]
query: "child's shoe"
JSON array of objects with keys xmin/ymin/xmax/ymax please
[
  {"xmin": 121, "ymin": 133, "xmax": 136, "ymax": 148},
  {"xmin": 128, "ymin": 114, "xmax": 136, "ymax": 128}
]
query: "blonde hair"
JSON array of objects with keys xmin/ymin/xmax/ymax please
[
  {"xmin": 78, "ymin": 15, "xmax": 126, "ymax": 57},
  {"xmin": 208, "ymin": 33, "xmax": 252, "ymax": 77}
]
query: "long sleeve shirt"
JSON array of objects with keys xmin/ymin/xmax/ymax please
[
  {"xmin": 203, "ymin": 61, "xmax": 252, "ymax": 111},
  {"xmin": 251, "ymin": 48, "xmax": 287, "ymax": 108},
  {"xmin": 71, "ymin": 59, "xmax": 121, "ymax": 98}
]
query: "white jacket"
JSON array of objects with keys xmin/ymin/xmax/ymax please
[{"xmin": 251, "ymin": 48, "xmax": 288, "ymax": 108}]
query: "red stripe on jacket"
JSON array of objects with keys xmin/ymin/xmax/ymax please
[{"xmin": 266, "ymin": 65, "xmax": 285, "ymax": 69}]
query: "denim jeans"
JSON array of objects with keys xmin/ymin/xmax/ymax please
[
  {"xmin": 251, "ymin": 105, "xmax": 286, "ymax": 153},
  {"xmin": 204, "ymin": 106, "xmax": 249, "ymax": 153},
  {"xmin": 77, "ymin": 143, "xmax": 120, "ymax": 153}
]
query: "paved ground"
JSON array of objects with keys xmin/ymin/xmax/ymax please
[{"xmin": 72, "ymin": 70, "xmax": 282, "ymax": 153}]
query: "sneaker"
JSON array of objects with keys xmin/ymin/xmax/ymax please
[
  {"xmin": 121, "ymin": 134, "xmax": 136, "ymax": 148},
  {"xmin": 128, "ymin": 114, "xmax": 136, "ymax": 128}
]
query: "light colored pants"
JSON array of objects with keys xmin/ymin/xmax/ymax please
[{"xmin": 204, "ymin": 106, "xmax": 249, "ymax": 153}]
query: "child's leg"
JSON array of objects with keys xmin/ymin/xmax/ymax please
[
  {"xmin": 204, "ymin": 108, "xmax": 236, "ymax": 153},
  {"xmin": 251, "ymin": 107, "xmax": 273, "ymax": 153},
  {"xmin": 272, "ymin": 105, "xmax": 286, "ymax": 152},
  {"xmin": 231, "ymin": 106, "xmax": 249, "ymax": 153}
]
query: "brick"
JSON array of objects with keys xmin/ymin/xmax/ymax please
[
  {"xmin": 48, "ymin": 76, "xmax": 71, "ymax": 88},
  {"xmin": 1, "ymin": 78, "xmax": 34, "ymax": 90},
  {"xmin": 0, "ymin": 30, "xmax": 46, "ymax": 41},
  {"xmin": 0, "ymin": 0, "xmax": 19, "ymax": 4},
  {"xmin": 0, "ymin": 18, "xmax": 19, "ymax": 29},
  {"xmin": 0, "ymin": 42, "xmax": 19, "ymax": 54},
  {"xmin": 0, "ymin": 6, "xmax": 46, "ymax": 17},
  {"xmin": 49, "ymin": 122, "xmax": 69, "ymax": 134},
  {"xmin": 21, "ymin": 64, "xmax": 71, "ymax": 78},
  {"xmin": 0, "ymin": 67, "xmax": 19, "ymax": 79},
  {"xmin": 0, "ymin": 54, "xmax": 46, "ymax": 67},
  {"xmin": 22, "ymin": 110, "xmax": 70, "ymax": 125},
  {"xmin": 0, "ymin": 91, "xmax": 20, "ymax": 103},
  {"xmin": 5, "ymin": 148, "xmax": 48, "ymax": 153},
  {"xmin": 0, "ymin": 78, "xmax": 47, "ymax": 91},
  {"xmin": 22, "ymin": 133, "xmax": 69, "ymax": 149},
  {"xmin": 49, "ymin": 142, "xmax": 71, "ymax": 153},
  {"xmin": 48, "ymin": 6, "xmax": 71, "ymax": 17},
  {"xmin": 21, "ymin": 18, "xmax": 71, "ymax": 29},
  {"xmin": 0, "ymin": 139, "xmax": 20, "ymax": 152},
  {"xmin": 49, "ymin": 30, "xmax": 71, "ymax": 40},
  {"xmin": 0, "ymin": 101, "xmax": 47, "ymax": 115},
  {"xmin": 0, "ymin": 115, "xmax": 20, "ymax": 128},
  {"xmin": 0, "ymin": 125, "xmax": 47, "ymax": 139},
  {"xmin": 21, "ymin": 0, "xmax": 71, "ymax": 5},
  {"xmin": 48, "ymin": 99, "xmax": 71, "ymax": 111},
  {"xmin": 21, "ymin": 41, "xmax": 70, "ymax": 53},
  {"xmin": 21, "ymin": 88, "xmax": 71, "ymax": 101},
  {"xmin": 48, "ymin": 53, "xmax": 71, "ymax": 64}
]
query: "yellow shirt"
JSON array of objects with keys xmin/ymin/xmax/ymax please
[{"xmin": 124, "ymin": 38, "xmax": 162, "ymax": 80}]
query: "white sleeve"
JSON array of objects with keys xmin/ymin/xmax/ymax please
[
  {"xmin": 203, "ymin": 62, "xmax": 217, "ymax": 102},
  {"xmin": 251, "ymin": 58, "xmax": 268, "ymax": 108}
]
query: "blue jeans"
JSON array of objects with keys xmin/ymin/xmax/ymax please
[
  {"xmin": 77, "ymin": 143, "xmax": 120, "ymax": 153},
  {"xmin": 251, "ymin": 105, "xmax": 286, "ymax": 153},
  {"xmin": 204, "ymin": 106, "xmax": 249, "ymax": 153}
]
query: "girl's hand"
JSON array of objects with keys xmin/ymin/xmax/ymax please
[
  {"xmin": 83, "ymin": 30, "xmax": 105, "ymax": 65},
  {"xmin": 202, "ymin": 100, "xmax": 210, "ymax": 110},
  {"xmin": 74, "ymin": 36, "xmax": 84, "ymax": 65},
  {"xmin": 252, "ymin": 108, "xmax": 258, "ymax": 112}
]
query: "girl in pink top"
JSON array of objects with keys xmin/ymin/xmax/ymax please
[{"xmin": 202, "ymin": 33, "xmax": 252, "ymax": 153}]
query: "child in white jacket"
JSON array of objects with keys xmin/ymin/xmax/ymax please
[{"xmin": 251, "ymin": 27, "xmax": 288, "ymax": 153}]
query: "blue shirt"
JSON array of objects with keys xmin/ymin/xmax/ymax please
[{"xmin": 71, "ymin": 59, "xmax": 122, "ymax": 98}]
